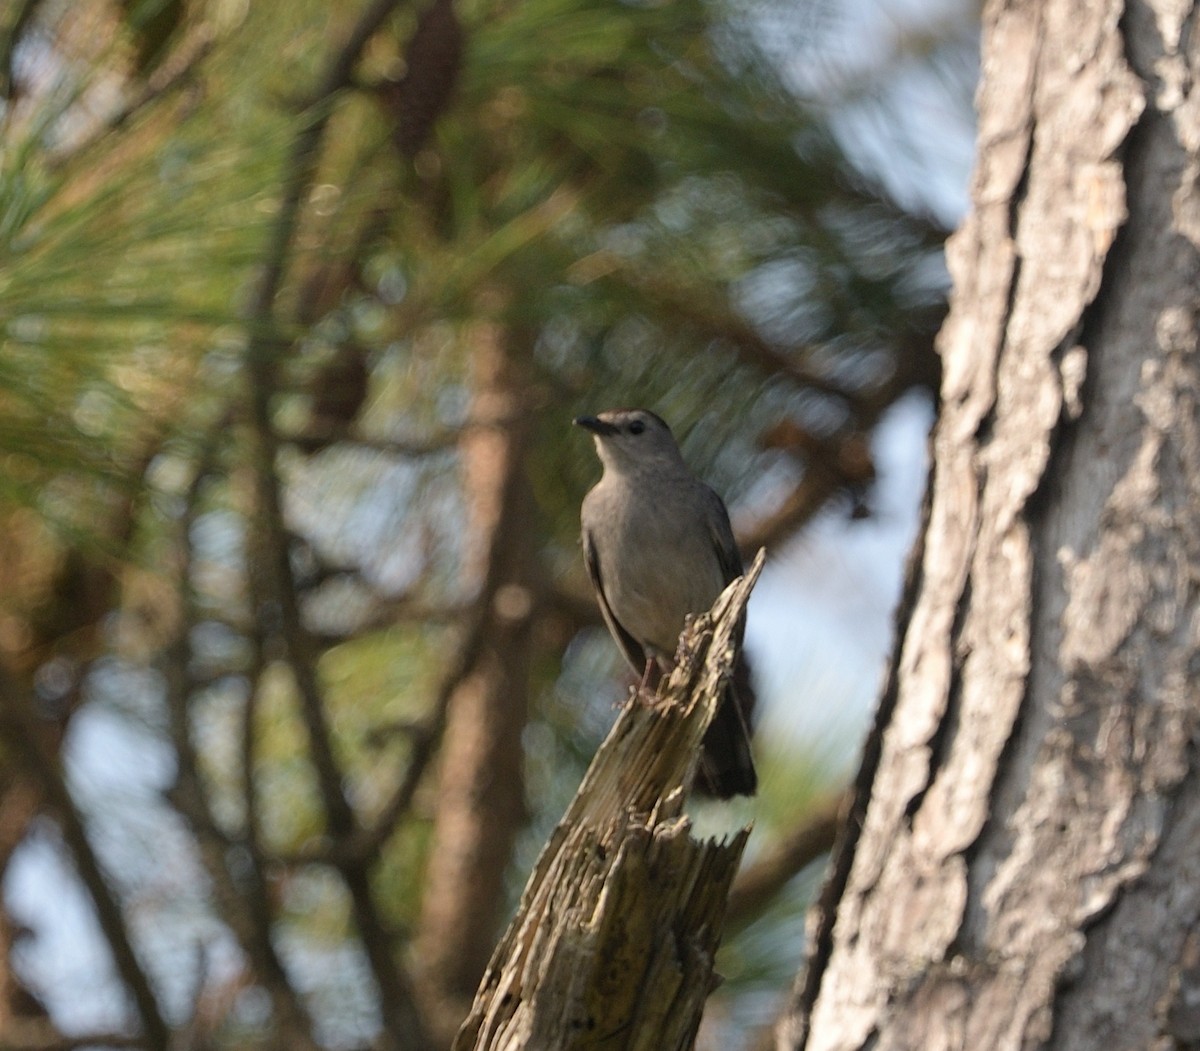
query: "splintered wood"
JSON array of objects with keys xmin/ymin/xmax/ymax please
[{"xmin": 453, "ymin": 551, "xmax": 764, "ymax": 1051}]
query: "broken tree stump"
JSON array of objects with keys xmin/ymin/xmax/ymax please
[{"xmin": 454, "ymin": 550, "xmax": 766, "ymax": 1051}]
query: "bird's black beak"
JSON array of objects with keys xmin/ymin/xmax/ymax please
[{"xmin": 573, "ymin": 415, "xmax": 618, "ymax": 436}]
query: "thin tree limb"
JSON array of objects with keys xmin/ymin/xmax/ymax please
[
  {"xmin": 0, "ymin": 677, "xmax": 170, "ymax": 1051},
  {"xmin": 363, "ymin": 604, "xmax": 488, "ymax": 845},
  {"xmin": 163, "ymin": 435, "xmax": 324, "ymax": 1051},
  {"xmin": 272, "ymin": 600, "xmax": 493, "ymax": 873},
  {"xmin": 737, "ymin": 310, "xmax": 941, "ymax": 555},
  {"xmin": 0, "ymin": 1020, "xmax": 147, "ymax": 1051},
  {"xmin": 585, "ymin": 263, "xmax": 853, "ymax": 401},
  {"xmin": 279, "ymin": 427, "xmax": 461, "ymax": 457}
]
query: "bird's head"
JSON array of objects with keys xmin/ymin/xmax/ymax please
[{"xmin": 573, "ymin": 409, "xmax": 684, "ymax": 475}]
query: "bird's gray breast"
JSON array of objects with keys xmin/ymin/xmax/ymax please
[{"xmin": 583, "ymin": 475, "xmax": 727, "ymax": 661}]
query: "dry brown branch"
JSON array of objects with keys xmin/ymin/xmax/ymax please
[
  {"xmin": 737, "ymin": 309, "xmax": 942, "ymax": 555},
  {"xmin": 0, "ymin": 1019, "xmax": 147, "ymax": 1051},
  {"xmin": 736, "ymin": 468, "xmax": 847, "ymax": 557},
  {"xmin": 454, "ymin": 551, "xmax": 765, "ymax": 1051}
]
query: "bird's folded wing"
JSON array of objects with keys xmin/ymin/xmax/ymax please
[{"xmin": 583, "ymin": 528, "xmax": 647, "ymax": 673}]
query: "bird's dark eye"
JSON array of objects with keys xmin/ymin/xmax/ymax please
[{"xmin": 628, "ymin": 420, "xmax": 646, "ymax": 435}]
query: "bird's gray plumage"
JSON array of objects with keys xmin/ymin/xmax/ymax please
[{"xmin": 575, "ymin": 408, "xmax": 757, "ymax": 798}]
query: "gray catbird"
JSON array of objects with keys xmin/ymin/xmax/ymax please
[{"xmin": 575, "ymin": 408, "xmax": 757, "ymax": 798}]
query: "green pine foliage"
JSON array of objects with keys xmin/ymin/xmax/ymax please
[{"xmin": 0, "ymin": 0, "xmax": 962, "ymax": 1044}]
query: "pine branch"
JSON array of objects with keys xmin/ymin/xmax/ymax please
[
  {"xmin": 238, "ymin": 2, "xmax": 428, "ymax": 1047},
  {"xmin": 45, "ymin": 24, "xmax": 216, "ymax": 168}
]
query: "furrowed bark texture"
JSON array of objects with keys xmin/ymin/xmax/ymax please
[
  {"xmin": 454, "ymin": 553, "xmax": 764, "ymax": 1051},
  {"xmin": 787, "ymin": 1, "xmax": 1200, "ymax": 1048}
]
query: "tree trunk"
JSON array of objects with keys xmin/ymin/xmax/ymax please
[
  {"xmin": 785, "ymin": 1, "xmax": 1200, "ymax": 1047},
  {"xmin": 415, "ymin": 315, "xmax": 538, "ymax": 1046}
]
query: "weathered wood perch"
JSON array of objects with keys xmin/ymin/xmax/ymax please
[{"xmin": 453, "ymin": 549, "xmax": 767, "ymax": 1051}]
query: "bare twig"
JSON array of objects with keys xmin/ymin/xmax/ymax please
[
  {"xmin": 240, "ymin": 615, "xmax": 267, "ymax": 868},
  {"xmin": 162, "ymin": 430, "xmax": 324, "ymax": 1051},
  {"xmin": 736, "ymin": 467, "xmax": 847, "ymax": 556},
  {"xmin": 271, "ymin": 599, "xmax": 492, "ymax": 873},
  {"xmin": 242, "ymin": 0, "xmax": 415, "ymax": 838},
  {"xmin": 364, "ymin": 604, "xmax": 487, "ymax": 841},
  {"xmin": 279, "ymin": 409, "xmax": 530, "ymax": 459},
  {"xmin": 280, "ymin": 426, "xmax": 462, "ymax": 457},
  {"xmin": 738, "ymin": 307, "xmax": 942, "ymax": 554},
  {"xmin": 0, "ymin": 1020, "xmax": 147, "ymax": 1051},
  {"xmin": 0, "ymin": 676, "xmax": 170, "ymax": 1051},
  {"xmin": 244, "ymin": 0, "xmax": 410, "ymax": 315}
]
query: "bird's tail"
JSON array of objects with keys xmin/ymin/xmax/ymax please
[{"xmin": 697, "ymin": 652, "xmax": 758, "ymax": 798}]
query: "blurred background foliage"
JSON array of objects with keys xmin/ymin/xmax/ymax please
[{"xmin": 0, "ymin": 0, "xmax": 975, "ymax": 1048}]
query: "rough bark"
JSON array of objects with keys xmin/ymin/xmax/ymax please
[
  {"xmin": 455, "ymin": 553, "xmax": 763, "ymax": 1051},
  {"xmin": 785, "ymin": 1, "xmax": 1200, "ymax": 1048}
]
